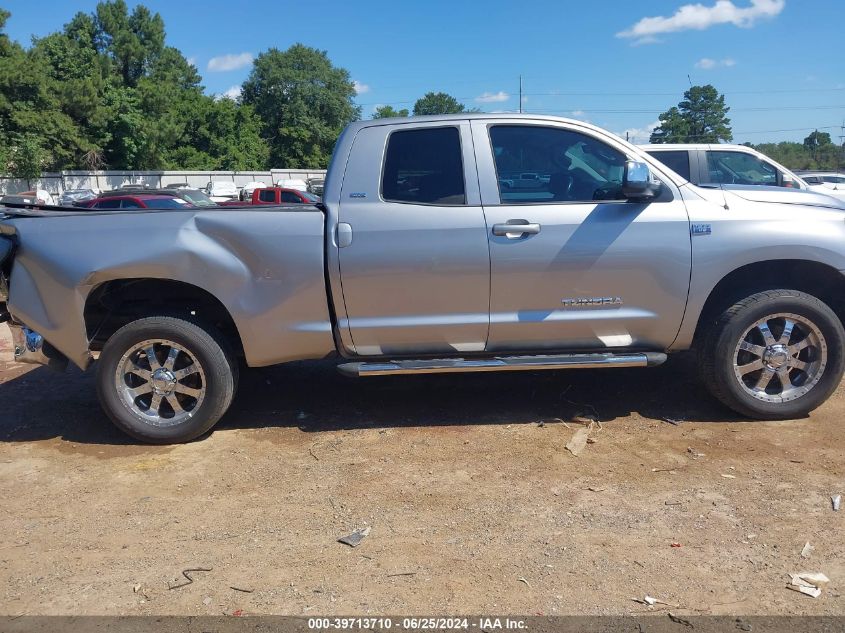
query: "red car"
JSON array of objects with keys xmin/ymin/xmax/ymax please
[
  {"xmin": 83, "ymin": 194, "xmax": 194, "ymax": 210},
  {"xmin": 219, "ymin": 187, "xmax": 321, "ymax": 206}
]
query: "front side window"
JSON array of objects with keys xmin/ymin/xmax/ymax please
[
  {"xmin": 382, "ymin": 127, "xmax": 466, "ymax": 205},
  {"xmin": 92, "ymin": 199, "xmax": 121, "ymax": 209},
  {"xmin": 647, "ymin": 150, "xmax": 691, "ymax": 181},
  {"xmin": 489, "ymin": 125, "xmax": 627, "ymax": 203},
  {"xmin": 822, "ymin": 175, "xmax": 845, "ymax": 184},
  {"xmin": 281, "ymin": 192, "xmax": 302, "ymax": 203},
  {"xmin": 121, "ymin": 199, "xmax": 142, "ymax": 209},
  {"xmin": 706, "ymin": 151, "xmax": 778, "ymax": 186}
]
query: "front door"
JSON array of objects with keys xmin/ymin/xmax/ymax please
[
  {"xmin": 337, "ymin": 121, "xmax": 490, "ymax": 356},
  {"xmin": 471, "ymin": 120, "xmax": 692, "ymax": 352}
]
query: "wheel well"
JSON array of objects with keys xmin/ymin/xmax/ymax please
[
  {"xmin": 84, "ymin": 279, "xmax": 244, "ymax": 357},
  {"xmin": 693, "ymin": 260, "xmax": 845, "ymax": 347}
]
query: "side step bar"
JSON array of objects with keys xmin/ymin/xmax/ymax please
[{"xmin": 338, "ymin": 352, "xmax": 667, "ymax": 377}]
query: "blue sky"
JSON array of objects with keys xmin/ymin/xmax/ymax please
[{"xmin": 3, "ymin": 0, "xmax": 843, "ymax": 144}]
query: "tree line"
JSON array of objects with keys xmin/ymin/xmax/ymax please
[
  {"xmin": 0, "ymin": 2, "xmax": 841, "ymax": 176},
  {"xmin": 649, "ymin": 84, "xmax": 843, "ymax": 171}
]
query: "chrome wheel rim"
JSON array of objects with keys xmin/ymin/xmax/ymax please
[
  {"xmin": 733, "ymin": 312, "xmax": 827, "ymax": 403},
  {"xmin": 115, "ymin": 339, "xmax": 206, "ymax": 427}
]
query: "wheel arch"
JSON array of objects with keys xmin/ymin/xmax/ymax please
[
  {"xmin": 691, "ymin": 259, "xmax": 845, "ymax": 348},
  {"xmin": 83, "ymin": 278, "xmax": 245, "ymax": 359}
]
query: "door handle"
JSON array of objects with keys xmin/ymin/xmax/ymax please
[{"xmin": 492, "ymin": 221, "xmax": 541, "ymax": 237}]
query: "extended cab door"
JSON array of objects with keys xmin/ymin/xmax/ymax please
[
  {"xmin": 471, "ymin": 120, "xmax": 691, "ymax": 352},
  {"xmin": 336, "ymin": 121, "xmax": 490, "ymax": 356}
]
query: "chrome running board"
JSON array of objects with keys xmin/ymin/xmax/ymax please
[{"xmin": 337, "ymin": 352, "xmax": 667, "ymax": 377}]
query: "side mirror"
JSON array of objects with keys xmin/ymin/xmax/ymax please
[{"xmin": 622, "ymin": 160, "xmax": 661, "ymax": 200}]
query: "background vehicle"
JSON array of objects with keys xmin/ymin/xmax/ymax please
[
  {"xmin": 222, "ymin": 186, "xmax": 320, "ymax": 206},
  {"xmin": 83, "ymin": 193, "xmax": 193, "ymax": 209},
  {"xmin": 58, "ymin": 189, "xmax": 97, "ymax": 206},
  {"xmin": 798, "ymin": 172, "xmax": 845, "ymax": 193},
  {"xmin": 239, "ymin": 181, "xmax": 267, "ymax": 201},
  {"xmin": 306, "ymin": 177, "xmax": 325, "ymax": 196},
  {"xmin": 4, "ymin": 114, "xmax": 845, "ymax": 444},
  {"xmin": 94, "ymin": 187, "xmax": 217, "ymax": 208},
  {"xmin": 643, "ymin": 143, "xmax": 845, "ymax": 203},
  {"xmin": 276, "ymin": 178, "xmax": 308, "ymax": 192},
  {"xmin": 205, "ymin": 181, "xmax": 239, "ymax": 202}
]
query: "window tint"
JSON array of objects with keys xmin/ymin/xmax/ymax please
[
  {"xmin": 822, "ymin": 175, "xmax": 845, "ymax": 184},
  {"xmin": 281, "ymin": 191, "xmax": 302, "ymax": 203},
  {"xmin": 258, "ymin": 190, "xmax": 276, "ymax": 202},
  {"xmin": 647, "ymin": 150, "xmax": 691, "ymax": 180},
  {"xmin": 803, "ymin": 176, "xmax": 823, "ymax": 184},
  {"xmin": 92, "ymin": 199, "xmax": 121, "ymax": 209},
  {"xmin": 706, "ymin": 151, "xmax": 778, "ymax": 186},
  {"xmin": 142, "ymin": 198, "xmax": 189, "ymax": 209},
  {"xmin": 382, "ymin": 127, "xmax": 465, "ymax": 204},
  {"xmin": 489, "ymin": 125, "xmax": 627, "ymax": 203},
  {"xmin": 120, "ymin": 199, "xmax": 141, "ymax": 209}
]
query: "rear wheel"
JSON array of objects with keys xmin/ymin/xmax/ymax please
[
  {"xmin": 700, "ymin": 289, "xmax": 845, "ymax": 419},
  {"xmin": 97, "ymin": 316, "xmax": 237, "ymax": 443}
]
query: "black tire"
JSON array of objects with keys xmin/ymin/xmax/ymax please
[
  {"xmin": 96, "ymin": 316, "xmax": 238, "ymax": 444},
  {"xmin": 699, "ymin": 289, "xmax": 845, "ymax": 419}
]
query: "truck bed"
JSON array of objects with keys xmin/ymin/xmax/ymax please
[{"xmin": 0, "ymin": 205, "xmax": 336, "ymax": 368}]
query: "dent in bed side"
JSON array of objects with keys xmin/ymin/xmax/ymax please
[{"xmin": 4, "ymin": 209, "xmax": 336, "ymax": 369}]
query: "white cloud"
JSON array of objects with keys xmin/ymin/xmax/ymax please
[
  {"xmin": 219, "ymin": 85, "xmax": 242, "ymax": 101},
  {"xmin": 207, "ymin": 52, "xmax": 254, "ymax": 72},
  {"xmin": 475, "ymin": 91, "xmax": 510, "ymax": 103},
  {"xmin": 618, "ymin": 0, "xmax": 785, "ymax": 44},
  {"xmin": 618, "ymin": 120, "xmax": 661, "ymax": 144},
  {"xmin": 571, "ymin": 110, "xmax": 585, "ymax": 117},
  {"xmin": 187, "ymin": 56, "xmax": 196, "ymax": 67},
  {"xmin": 695, "ymin": 57, "xmax": 737, "ymax": 69},
  {"xmin": 353, "ymin": 80, "xmax": 370, "ymax": 95}
]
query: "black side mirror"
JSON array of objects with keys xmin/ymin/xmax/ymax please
[{"xmin": 622, "ymin": 160, "xmax": 661, "ymax": 200}]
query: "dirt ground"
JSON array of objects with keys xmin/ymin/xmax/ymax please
[{"xmin": 0, "ymin": 325, "xmax": 843, "ymax": 618}]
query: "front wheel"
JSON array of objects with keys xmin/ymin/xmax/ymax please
[
  {"xmin": 699, "ymin": 289, "xmax": 845, "ymax": 419},
  {"xmin": 96, "ymin": 316, "xmax": 238, "ymax": 443}
]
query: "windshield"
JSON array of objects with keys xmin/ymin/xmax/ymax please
[
  {"xmin": 302, "ymin": 191, "xmax": 321, "ymax": 203},
  {"xmin": 174, "ymin": 189, "xmax": 217, "ymax": 207}
]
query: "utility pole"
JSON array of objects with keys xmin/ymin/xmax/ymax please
[{"xmin": 519, "ymin": 75, "xmax": 523, "ymax": 114}]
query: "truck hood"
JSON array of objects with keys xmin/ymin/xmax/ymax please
[{"xmin": 721, "ymin": 185, "xmax": 845, "ymax": 210}]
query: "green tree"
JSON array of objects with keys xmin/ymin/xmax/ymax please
[
  {"xmin": 412, "ymin": 92, "xmax": 467, "ymax": 116},
  {"xmin": 803, "ymin": 130, "xmax": 834, "ymax": 164},
  {"xmin": 95, "ymin": 0, "xmax": 165, "ymax": 87},
  {"xmin": 650, "ymin": 85, "xmax": 732, "ymax": 143},
  {"xmin": 372, "ymin": 105, "xmax": 409, "ymax": 119},
  {"xmin": 242, "ymin": 44, "xmax": 360, "ymax": 168},
  {"xmin": 6, "ymin": 134, "xmax": 50, "ymax": 180}
]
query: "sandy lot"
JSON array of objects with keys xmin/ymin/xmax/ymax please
[{"xmin": 0, "ymin": 325, "xmax": 843, "ymax": 617}]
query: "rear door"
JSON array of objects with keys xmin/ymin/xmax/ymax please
[
  {"xmin": 336, "ymin": 121, "xmax": 491, "ymax": 356},
  {"xmin": 472, "ymin": 120, "xmax": 691, "ymax": 352}
]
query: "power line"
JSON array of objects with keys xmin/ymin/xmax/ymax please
[{"xmin": 356, "ymin": 86, "xmax": 845, "ymax": 106}]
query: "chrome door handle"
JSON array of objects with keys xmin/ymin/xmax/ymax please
[{"xmin": 492, "ymin": 221, "xmax": 541, "ymax": 237}]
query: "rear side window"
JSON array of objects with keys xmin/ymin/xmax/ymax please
[
  {"xmin": 706, "ymin": 151, "xmax": 778, "ymax": 186},
  {"xmin": 382, "ymin": 127, "xmax": 466, "ymax": 205},
  {"xmin": 120, "ymin": 199, "xmax": 142, "ymax": 209},
  {"xmin": 258, "ymin": 190, "xmax": 276, "ymax": 203},
  {"xmin": 647, "ymin": 150, "xmax": 691, "ymax": 181}
]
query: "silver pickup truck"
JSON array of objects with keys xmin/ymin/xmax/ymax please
[{"xmin": 3, "ymin": 114, "xmax": 845, "ymax": 443}]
